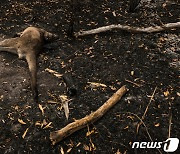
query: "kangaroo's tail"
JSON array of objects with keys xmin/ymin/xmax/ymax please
[{"xmin": 26, "ymin": 52, "xmax": 38, "ymax": 103}]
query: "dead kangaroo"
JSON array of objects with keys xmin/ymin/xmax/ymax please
[{"xmin": 0, "ymin": 27, "xmax": 58, "ymax": 102}]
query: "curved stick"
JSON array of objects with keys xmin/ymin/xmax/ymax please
[{"xmin": 50, "ymin": 85, "xmax": 128, "ymax": 145}]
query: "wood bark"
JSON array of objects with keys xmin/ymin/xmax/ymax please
[
  {"xmin": 74, "ymin": 22, "xmax": 180, "ymax": 37},
  {"xmin": 50, "ymin": 85, "xmax": 128, "ymax": 145}
]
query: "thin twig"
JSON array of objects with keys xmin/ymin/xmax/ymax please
[
  {"xmin": 121, "ymin": 112, "xmax": 162, "ymax": 154},
  {"xmin": 136, "ymin": 86, "xmax": 157, "ymax": 133},
  {"xmin": 168, "ymin": 111, "xmax": 172, "ymax": 139},
  {"xmin": 125, "ymin": 79, "xmax": 141, "ymax": 87},
  {"xmin": 168, "ymin": 99, "xmax": 173, "ymax": 139},
  {"xmin": 142, "ymin": 86, "xmax": 157, "ymax": 119},
  {"xmin": 122, "ymin": 112, "xmax": 153, "ymax": 141}
]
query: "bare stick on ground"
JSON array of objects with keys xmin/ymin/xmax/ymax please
[
  {"xmin": 74, "ymin": 22, "xmax": 180, "ymax": 37},
  {"xmin": 50, "ymin": 85, "xmax": 128, "ymax": 145},
  {"xmin": 136, "ymin": 86, "xmax": 157, "ymax": 134},
  {"xmin": 168, "ymin": 100, "xmax": 173, "ymax": 139}
]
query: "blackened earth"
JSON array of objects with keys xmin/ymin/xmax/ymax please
[{"xmin": 0, "ymin": 0, "xmax": 179, "ymax": 154}]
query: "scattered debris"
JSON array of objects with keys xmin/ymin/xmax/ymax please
[
  {"xmin": 18, "ymin": 119, "xmax": 26, "ymax": 125},
  {"xmin": 45, "ymin": 68, "xmax": 63, "ymax": 78},
  {"xmin": 88, "ymin": 82, "xmax": 107, "ymax": 88},
  {"xmin": 38, "ymin": 104, "xmax": 45, "ymax": 116},
  {"xmin": 22, "ymin": 128, "xmax": 29, "ymax": 139},
  {"xmin": 59, "ymin": 95, "xmax": 72, "ymax": 120}
]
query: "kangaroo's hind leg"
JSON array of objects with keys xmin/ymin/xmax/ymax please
[
  {"xmin": 26, "ymin": 52, "xmax": 38, "ymax": 103},
  {"xmin": 0, "ymin": 47, "xmax": 17, "ymax": 54},
  {"xmin": 0, "ymin": 38, "xmax": 18, "ymax": 55}
]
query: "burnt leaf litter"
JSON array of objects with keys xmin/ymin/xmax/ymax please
[{"xmin": 0, "ymin": 0, "xmax": 179, "ymax": 154}]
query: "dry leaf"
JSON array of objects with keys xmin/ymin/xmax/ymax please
[
  {"xmin": 43, "ymin": 122, "xmax": 52, "ymax": 129},
  {"xmin": 38, "ymin": 104, "xmax": 44, "ymax": 115},
  {"xmin": 22, "ymin": 128, "xmax": 29, "ymax": 139},
  {"xmin": 164, "ymin": 90, "xmax": 170, "ymax": 96},
  {"xmin": 57, "ymin": 106, "xmax": 63, "ymax": 111},
  {"xmin": 124, "ymin": 126, "xmax": 129, "ymax": 129},
  {"xmin": 138, "ymin": 43, "xmax": 144, "ymax": 48},
  {"xmin": 59, "ymin": 95, "xmax": 69, "ymax": 102},
  {"xmin": 69, "ymin": 139, "xmax": 74, "ymax": 147},
  {"xmin": 18, "ymin": 119, "xmax": 26, "ymax": 125},
  {"xmin": 115, "ymin": 149, "xmax": 121, "ymax": 154},
  {"xmin": 155, "ymin": 123, "xmax": 160, "ymax": 127},
  {"xmin": 67, "ymin": 148, "xmax": 72, "ymax": 153},
  {"xmin": 40, "ymin": 119, "xmax": 47, "ymax": 128},
  {"xmin": 47, "ymin": 100, "xmax": 59, "ymax": 104},
  {"xmin": 112, "ymin": 11, "xmax": 116, "ymax": 17},
  {"xmin": 15, "ymin": 106, "xmax": 19, "ymax": 110},
  {"xmin": 76, "ymin": 142, "xmax": 81, "ymax": 147},
  {"xmin": 130, "ymin": 71, "xmax": 134, "ymax": 76},
  {"xmin": 86, "ymin": 129, "xmax": 96, "ymax": 137},
  {"xmin": 89, "ymin": 139, "xmax": 96, "ymax": 150},
  {"xmin": 83, "ymin": 144, "xmax": 90, "ymax": 151},
  {"xmin": 91, "ymin": 142, "xmax": 96, "ymax": 150},
  {"xmin": 127, "ymin": 115, "xmax": 134, "ymax": 121},
  {"xmin": 162, "ymin": 3, "xmax": 167, "ymax": 8},
  {"xmin": 63, "ymin": 101, "xmax": 69, "ymax": 120},
  {"xmin": 0, "ymin": 95, "xmax": 4, "ymax": 100},
  {"xmin": 45, "ymin": 68, "xmax": 63, "ymax": 78},
  {"xmin": 60, "ymin": 61, "xmax": 66, "ymax": 68},
  {"xmin": 60, "ymin": 146, "xmax": 65, "ymax": 154},
  {"xmin": 88, "ymin": 82, "xmax": 107, "ymax": 88},
  {"xmin": 109, "ymin": 86, "xmax": 116, "ymax": 90},
  {"xmin": 42, "ymin": 119, "xmax": 47, "ymax": 126},
  {"xmin": 59, "ymin": 95, "xmax": 71, "ymax": 120},
  {"xmin": 35, "ymin": 121, "xmax": 42, "ymax": 126}
]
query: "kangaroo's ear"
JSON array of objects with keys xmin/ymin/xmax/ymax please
[
  {"xmin": 38, "ymin": 28, "xmax": 58, "ymax": 42},
  {"xmin": 26, "ymin": 52, "xmax": 38, "ymax": 102}
]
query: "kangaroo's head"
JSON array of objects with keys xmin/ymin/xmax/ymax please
[{"xmin": 43, "ymin": 31, "xmax": 59, "ymax": 43}]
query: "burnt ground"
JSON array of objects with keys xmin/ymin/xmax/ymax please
[{"xmin": 0, "ymin": 0, "xmax": 179, "ymax": 154}]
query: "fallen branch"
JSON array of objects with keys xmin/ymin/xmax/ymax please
[
  {"xmin": 74, "ymin": 22, "xmax": 180, "ymax": 37},
  {"xmin": 50, "ymin": 85, "xmax": 128, "ymax": 145}
]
